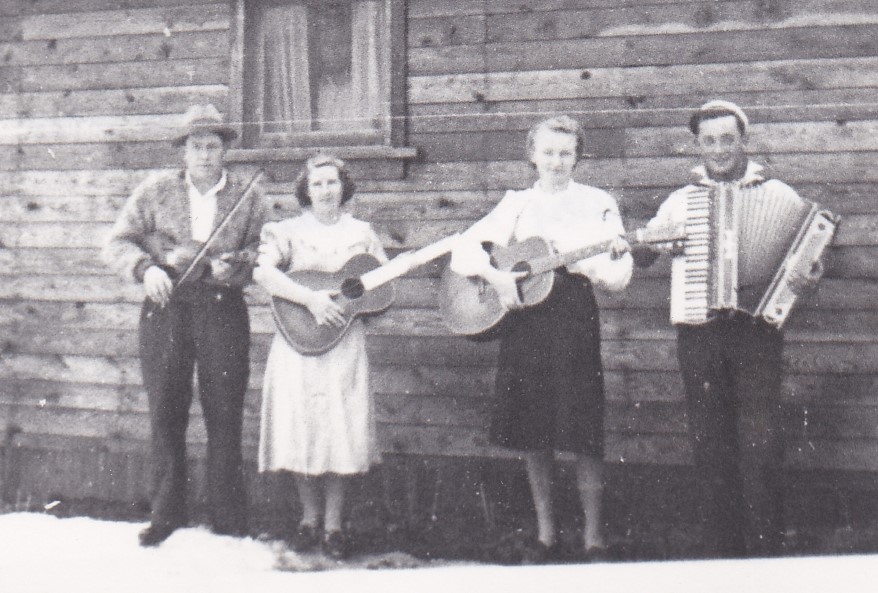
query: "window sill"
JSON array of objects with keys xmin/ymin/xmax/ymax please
[{"xmin": 225, "ymin": 146, "xmax": 418, "ymax": 181}]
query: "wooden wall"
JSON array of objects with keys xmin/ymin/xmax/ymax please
[{"xmin": 1, "ymin": 0, "xmax": 877, "ymax": 505}]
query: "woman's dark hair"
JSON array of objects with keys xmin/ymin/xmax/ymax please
[
  {"xmin": 293, "ymin": 154, "xmax": 357, "ymax": 207},
  {"xmin": 525, "ymin": 115, "xmax": 585, "ymax": 165}
]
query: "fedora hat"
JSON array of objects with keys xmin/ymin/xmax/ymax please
[{"xmin": 172, "ymin": 104, "xmax": 237, "ymax": 146}]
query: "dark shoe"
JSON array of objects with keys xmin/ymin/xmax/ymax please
[
  {"xmin": 212, "ymin": 524, "xmax": 248, "ymax": 538},
  {"xmin": 520, "ymin": 538, "xmax": 559, "ymax": 565},
  {"xmin": 322, "ymin": 530, "xmax": 348, "ymax": 560},
  {"xmin": 138, "ymin": 524, "xmax": 178, "ymax": 547},
  {"xmin": 288, "ymin": 522, "xmax": 321, "ymax": 553},
  {"xmin": 583, "ymin": 545, "xmax": 610, "ymax": 563}
]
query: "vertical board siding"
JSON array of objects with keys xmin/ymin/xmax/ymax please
[{"xmin": 0, "ymin": 0, "xmax": 877, "ymax": 505}]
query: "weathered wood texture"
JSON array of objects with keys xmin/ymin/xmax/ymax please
[{"xmin": 1, "ymin": 0, "xmax": 877, "ymax": 507}]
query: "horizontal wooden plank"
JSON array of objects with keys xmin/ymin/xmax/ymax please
[
  {"xmin": 19, "ymin": 4, "xmax": 229, "ymax": 40},
  {"xmin": 1, "ymin": 268, "xmax": 872, "ymax": 316},
  {"xmin": 4, "ymin": 346, "xmax": 878, "ymax": 404},
  {"xmin": 5, "ymin": 369, "xmax": 878, "ymax": 424},
  {"xmin": 0, "ymin": 221, "xmax": 112, "ymax": 248},
  {"xmin": 0, "ymin": 248, "xmax": 110, "ymax": 275},
  {"xmin": 0, "ymin": 184, "xmax": 869, "ymax": 235},
  {"xmin": 0, "ymin": 274, "xmax": 442, "ymax": 308},
  {"xmin": 483, "ymin": 0, "xmax": 878, "ymax": 17},
  {"xmin": 408, "ymin": 89, "xmax": 878, "ymax": 134},
  {"xmin": 408, "ymin": 14, "xmax": 486, "ymax": 48},
  {"xmin": 486, "ymin": 3, "xmax": 878, "ymax": 43},
  {"xmin": 0, "ymin": 353, "xmax": 140, "ymax": 386},
  {"xmin": 370, "ymin": 154, "xmax": 878, "ymax": 191},
  {"xmin": 408, "ymin": 0, "xmax": 758, "ymax": 19},
  {"xmin": 411, "ymin": 120, "xmax": 878, "ymax": 162},
  {"xmin": 413, "ymin": 23, "xmax": 878, "ymax": 74},
  {"xmin": 4, "ymin": 293, "xmax": 877, "ymax": 347},
  {"xmin": 0, "ymin": 213, "xmax": 873, "ymax": 254},
  {"xmin": 0, "ymin": 169, "xmax": 157, "ymax": 196},
  {"xmin": 0, "ymin": 114, "xmax": 196, "ymax": 145},
  {"xmin": 409, "ymin": 57, "xmax": 878, "ymax": 105},
  {"xmin": 13, "ymin": 57, "xmax": 227, "ymax": 92},
  {"xmin": 1, "ymin": 29, "xmax": 226, "ymax": 67},
  {"xmin": 2, "ymin": 153, "xmax": 875, "ymax": 199},
  {"xmin": 495, "ymin": 24, "xmax": 878, "ymax": 72},
  {"xmin": 8, "ymin": 423, "xmax": 878, "ymax": 472},
  {"xmin": 0, "ymin": 85, "xmax": 227, "ymax": 119},
  {"xmin": 786, "ymin": 439, "xmax": 878, "ymax": 472},
  {"xmin": 0, "ymin": 142, "xmax": 180, "ymax": 170},
  {"xmin": 2, "ymin": 0, "xmax": 212, "ymax": 17},
  {"xmin": 0, "ymin": 195, "xmax": 125, "ymax": 222}
]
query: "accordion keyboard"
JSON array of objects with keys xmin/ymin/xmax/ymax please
[{"xmin": 682, "ymin": 187, "xmax": 712, "ymax": 323}]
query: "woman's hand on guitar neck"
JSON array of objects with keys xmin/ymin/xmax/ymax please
[
  {"xmin": 483, "ymin": 267, "xmax": 527, "ymax": 310},
  {"xmin": 305, "ymin": 289, "xmax": 346, "ymax": 327},
  {"xmin": 608, "ymin": 236, "xmax": 631, "ymax": 260}
]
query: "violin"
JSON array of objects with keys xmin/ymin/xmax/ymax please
[
  {"xmin": 141, "ymin": 170, "xmax": 265, "ymax": 287},
  {"xmin": 140, "ymin": 233, "xmax": 248, "ymax": 282}
]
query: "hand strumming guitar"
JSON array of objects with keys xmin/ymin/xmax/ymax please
[
  {"xmin": 482, "ymin": 267, "xmax": 528, "ymax": 310},
  {"xmin": 305, "ymin": 288, "xmax": 346, "ymax": 327}
]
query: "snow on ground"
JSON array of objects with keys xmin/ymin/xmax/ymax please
[{"xmin": 2, "ymin": 513, "xmax": 878, "ymax": 593}]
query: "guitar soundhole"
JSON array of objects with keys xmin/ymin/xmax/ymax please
[{"xmin": 341, "ymin": 278, "xmax": 364, "ymax": 300}]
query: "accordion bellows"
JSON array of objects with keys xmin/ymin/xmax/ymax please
[{"xmin": 675, "ymin": 180, "xmax": 838, "ymax": 328}]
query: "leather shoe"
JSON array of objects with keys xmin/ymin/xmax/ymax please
[
  {"xmin": 520, "ymin": 538, "xmax": 560, "ymax": 565},
  {"xmin": 138, "ymin": 524, "xmax": 178, "ymax": 547},
  {"xmin": 287, "ymin": 522, "xmax": 321, "ymax": 553},
  {"xmin": 322, "ymin": 530, "xmax": 348, "ymax": 560}
]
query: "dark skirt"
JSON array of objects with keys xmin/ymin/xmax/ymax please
[{"xmin": 490, "ymin": 270, "xmax": 605, "ymax": 455}]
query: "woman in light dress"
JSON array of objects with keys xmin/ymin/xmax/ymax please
[{"xmin": 254, "ymin": 154, "xmax": 386, "ymax": 559}]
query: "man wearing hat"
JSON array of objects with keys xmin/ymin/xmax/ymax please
[
  {"xmin": 617, "ymin": 100, "xmax": 824, "ymax": 558},
  {"xmin": 103, "ymin": 104, "xmax": 269, "ymax": 546}
]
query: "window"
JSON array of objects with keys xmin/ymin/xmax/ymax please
[{"xmin": 228, "ymin": 0, "xmax": 413, "ymax": 165}]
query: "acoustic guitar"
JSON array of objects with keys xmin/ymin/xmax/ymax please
[
  {"xmin": 271, "ymin": 234, "xmax": 460, "ymax": 355},
  {"xmin": 438, "ymin": 224, "xmax": 685, "ymax": 336}
]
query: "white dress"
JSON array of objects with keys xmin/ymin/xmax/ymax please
[{"xmin": 257, "ymin": 211, "xmax": 387, "ymax": 475}]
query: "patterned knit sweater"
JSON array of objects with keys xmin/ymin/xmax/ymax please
[{"xmin": 102, "ymin": 169, "xmax": 270, "ymax": 288}]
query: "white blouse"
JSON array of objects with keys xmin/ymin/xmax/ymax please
[{"xmin": 450, "ymin": 181, "xmax": 633, "ymax": 292}]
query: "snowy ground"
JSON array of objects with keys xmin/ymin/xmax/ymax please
[{"xmin": 1, "ymin": 513, "xmax": 877, "ymax": 593}]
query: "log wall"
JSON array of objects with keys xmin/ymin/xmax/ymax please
[{"xmin": 0, "ymin": 0, "xmax": 877, "ymax": 508}]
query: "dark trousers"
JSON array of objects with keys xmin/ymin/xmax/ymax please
[
  {"xmin": 677, "ymin": 315, "xmax": 785, "ymax": 558},
  {"xmin": 139, "ymin": 283, "xmax": 250, "ymax": 534}
]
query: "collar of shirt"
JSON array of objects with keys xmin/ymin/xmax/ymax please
[{"xmin": 185, "ymin": 169, "xmax": 227, "ymax": 241}]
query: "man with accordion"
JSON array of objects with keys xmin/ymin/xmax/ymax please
[{"xmin": 619, "ymin": 100, "xmax": 836, "ymax": 558}]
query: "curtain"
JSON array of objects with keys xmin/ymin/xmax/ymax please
[
  {"xmin": 259, "ymin": 4, "xmax": 311, "ymax": 134},
  {"xmin": 256, "ymin": 1, "xmax": 386, "ymax": 137},
  {"xmin": 350, "ymin": 1, "xmax": 385, "ymax": 131}
]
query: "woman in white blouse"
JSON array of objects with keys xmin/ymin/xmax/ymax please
[{"xmin": 450, "ymin": 115, "xmax": 632, "ymax": 563}]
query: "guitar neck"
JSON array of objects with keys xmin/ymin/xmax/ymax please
[
  {"xmin": 360, "ymin": 234, "xmax": 460, "ymax": 291},
  {"xmin": 529, "ymin": 236, "xmax": 619, "ymax": 276},
  {"xmin": 527, "ymin": 225, "xmax": 681, "ymax": 276}
]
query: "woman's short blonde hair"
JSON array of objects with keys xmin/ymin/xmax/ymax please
[
  {"xmin": 293, "ymin": 153, "xmax": 357, "ymax": 207},
  {"xmin": 525, "ymin": 115, "xmax": 585, "ymax": 163}
]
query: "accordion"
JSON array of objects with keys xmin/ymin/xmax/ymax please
[{"xmin": 675, "ymin": 181, "xmax": 838, "ymax": 328}]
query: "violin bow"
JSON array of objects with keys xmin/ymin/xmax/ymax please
[{"xmin": 173, "ymin": 169, "xmax": 265, "ymax": 288}]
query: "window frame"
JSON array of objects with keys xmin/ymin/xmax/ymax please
[{"xmin": 226, "ymin": 0, "xmax": 415, "ymax": 166}]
